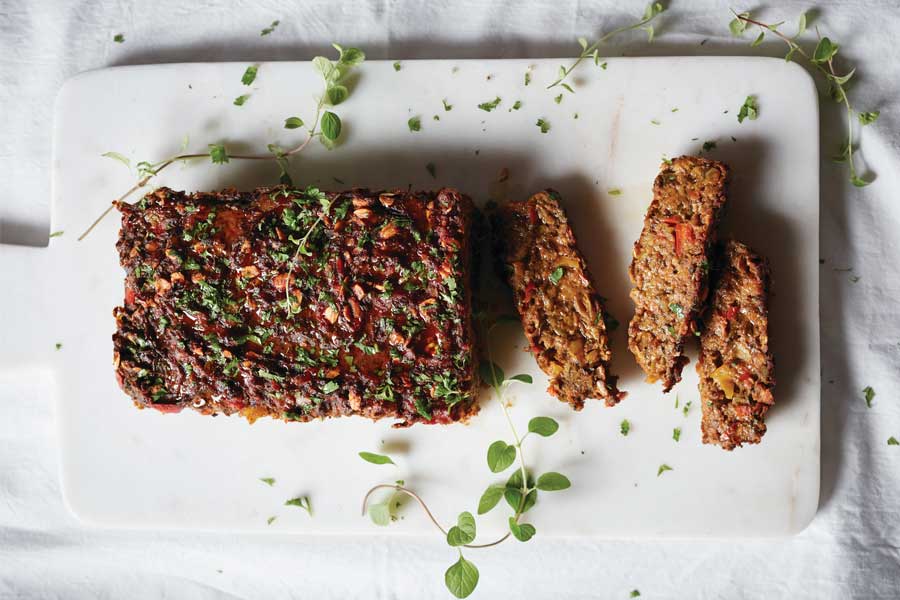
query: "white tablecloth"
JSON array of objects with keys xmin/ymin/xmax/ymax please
[{"xmin": 2, "ymin": 0, "xmax": 899, "ymax": 597}]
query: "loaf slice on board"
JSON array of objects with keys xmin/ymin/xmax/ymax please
[
  {"xmin": 627, "ymin": 156, "xmax": 729, "ymax": 391},
  {"xmin": 496, "ymin": 189, "xmax": 624, "ymax": 409},
  {"xmin": 698, "ymin": 240, "xmax": 775, "ymax": 450}
]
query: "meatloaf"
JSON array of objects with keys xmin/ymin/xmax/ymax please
[
  {"xmin": 627, "ymin": 156, "xmax": 729, "ymax": 391},
  {"xmin": 496, "ymin": 190, "xmax": 623, "ymax": 409},
  {"xmin": 698, "ymin": 241, "xmax": 775, "ymax": 450},
  {"xmin": 113, "ymin": 185, "xmax": 478, "ymax": 426}
]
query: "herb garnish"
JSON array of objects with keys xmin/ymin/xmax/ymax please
[
  {"xmin": 233, "ymin": 94, "xmax": 250, "ymax": 106},
  {"xmin": 731, "ymin": 10, "xmax": 875, "ymax": 186},
  {"xmin": 49, "ymin": 230, "xmax": 64, "ymax": 238},
  {"xmin": 55, "ymin": 343, "xmax": 62, "ymax": 351},
  {"xmin": 284, "ymin": 496, "xmax": 312, "ymax": 515},
  {"xmin": 631, "ymin": 591, "xmax": 641, "ymax": 598},
  {"xmin": 701, "ymin": 140, "xmax": 717, "ymax": 153},
  {"xmin": 863, "ymin": 386, "xmax": 875, "ymax": 408},
  {"xmin": 536, "ymin": 118, "xmax": 550, "ymax": 133},
  {"xmin": 408, "ymin": 116, "xmax": 422, "ymax": 132},
  {"xmin": 548, "ymin": 266, "xmax": 565, "ymax": 285},
  {"xmin": 359, "ymin": 451, "xmax": 395, "ymax": 466},
  {"xmin": 260, "ymin": 20, "xmax": 280, "ymax": 36},
  {"xmin": 393, "ymin": 61, "xmax": 401, "ymax": 71},
  {"xmin": 657, "ymin": 464, "xmax": 673, "ymax": 476},
  {"xmin": 889, "ymin": 437, "xmax": 899, "ymax": 446},
  {"xmin": 113, "ymin": 34, "xmax": 125, "ymax": 43},
  {"xmin": 267, "ymin": 516, "xmax": 277, "ymax": 525},
  {"xmin": 259, "ymin": 477, "xmax": 276, "ymax": 486},
  {"xmin": 548, "ymin": 3, "xmax": 665, "ymax": 90},
  {"xmin": 673, "ymin": 427, "xmax": 681, "ymax": 442},
  {"xmin": 620, "ymin": 419, "xmax": 631, "ymax": 436},
  {"xmin": 608, "ymin": 188, "xmax": 622, "ymax": 196},
  {"xmin": 477, "ymin": 97, "xmax": 501, "ymax": 112},
  {"xmin": 737, "ymin": 95, "xmax": 758, "ymax": 123},
  {"xmin": 241, "ymin": 65, "xmax": 258, "ymax": 86},
  {"xmin": 84, "ymin": 44, "xmax": 364, "ymax": 240}
]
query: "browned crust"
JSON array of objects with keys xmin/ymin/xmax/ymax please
[
  {"xmin": 627, "ymin": 156, "xmax": 729, "ymax": 391},
  {"xmin": 698, "ymin": 240, "xmax": 775, "ymax": 450},
  {"xmin": 496, "ymin": 189, "xmax": 624, "ymax": 409},
  {"xmin": 113, "ymin": 185, "xmax": 478, "ymax": 427}
]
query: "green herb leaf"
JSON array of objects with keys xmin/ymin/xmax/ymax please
[
  {"xmin": 859, "ymin": 111, "xmax": 880, "ymax": 126},
  {"xmin": 359, "ymin": 451, "xmax": 395, "ymax": 466},
  {"xmin": 477, "ymin": 485, "xmax": 505, "ymax": 514},
  {"xmin": 241, "ymin": 65, "xmax": 258, "ymax": 86},
  {"xmin": 851, "ymin": 174, "xmax": 871, "ymax": 188},
  {"xmin": 682, "ymin": 400, "xmax": 692, "ymax": 417},
  {"xmin": 657, "ymin": 464, "xmax": 673, "ymax": 476},
  {"xmin": 889, "ymin": 437, "xmax": 899, "ymax": 446},
  {"xmin": 737, "ymin": 95, "xmax": 759, "ymax": 123},
  {"xmin": 863, "ymin": 386, "xmax": 875, "ymax": 408},
  {"xmin": 669, "ymin": 302, "xmax": 685, "ymax": 319},
  {"xmin": 536, "ymin": 472, "xmax": 570, "ymax": 491},
  {"xmin": 630, "ymin": 591, "xmax": 641, "ymax": 598},
  {"xmin": 549, "ymin": 266, "xmax": 565, "ymax": 285},
  {"xmin": 512, "ymin": 100, "xmax": 522, "ymax": 110},
  {"xmin": 321, "ymin": 381, "xmax": 339, "ymax": 394},
  {"xmin": 729, "ymin": 13, "xmax": 749, "ymax": 36},
  {"xmin": 284, "ymin": 116, "xmax": 304, "ymax": 129},
  {"xmin": 102, "ymin": 151, "xmax": 131, "ymax": 169},
  {"xmin": 509, "ymin": 517, "xmax": 536, "ymax": 542},
  {"xmin": 284, "ymin": 496, "xmax": 312, "ymax": 515},
  {"xmin": 233, "ymin": 94, "xmax": 250, "ymax": 106},
  {"xmin": 508, "ymin": 374, "xmax": 533, "ymax": 385},
  {"xmin": 445, "ymin": 553, "xmax": 479, "ymax": 599},
  {"xmin": 477, "ymin": 97, "xmax": 502, "ymax": 112},
  {"xmin": 528, "ymin": 416, "xmax": 559, "ymax": 437},
  {"xmin": 536, "ymin": 118, "xmax": 550, "ymax": 133},
  {"xmin": 478, "ymin": 361, "xmax": 505, "ymax": 388},
  {"xmin": 208, "ymin": 143, "xmax": 229, "ymax": 164},
  {"xmin": 114, "ymin": 33, "xmax": 125, "ymax": 43},
  {"xmin": 673, "ymin": 427, "xmax": 682, "ymax": 442},
  {"xmin": 525, "ymin": 70, "xmax": 532, "ymax": 86},
  {"xmin": 446, "ymin": 511, "xmax": 477, "ymax": 546},
  {"xmin": 812, "ymin": 37, "xmax": 839, "ymax": 64},
  {"xmin": 334, "ymin": 44, "xmax": 365, "ymax": 66},
  {"xmin": 259, "ymin": 477, "xmax": 276, "ymax": 486},
  {"xmin": 407, "ymin": 116, "xmax": 422, "ymax": 132},
  {"xmin": 260, "ymin": 20, "xmax": 280, "ymax": 36},
  {"xmin": 442, "ymin": 99, "xmax": 453, "ymax": 111},
  {"xmin": 321, "ymin": 111, "xmax": 342, "ymax": 141},
  {"xmin": 620, "ymin": 419, "xmax": 630, "ymax": 436},
  {"xmin": 368, "ymin": 501, "xmax": 391, "ymax": 526},
  {"xmin": 487, "ymin": 441, "xmax": 517, "ymax": 473},
  {"xmin": 751, "ymin": 31, "xmax": 765, "ymax": 47},
  {"xmin": 267, "ymin": 516, "xmax": 277, "ymax": 525},
  {"xmin": 55, "ymin": 343, "xmax": 62, "ymax": 351},
  {"xmin": 554, "ymin": 93, "xmax": 563, "ymax": 104},
  {"xmin": 393, "ymin": 61, "xmax": 401, "ymax": 71},
  {"xmin": 326, "ymin": 85, "xmax": 349, "ymax": 105},
  {"xmin": 608, "ymin": 188, "xmax": 622, "ymax": 196}
]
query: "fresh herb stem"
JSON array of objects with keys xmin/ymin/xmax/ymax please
[
  {"xmin": 547, "ymin": 2, "xmax": 665, "ymax": 90},
  {"xmin": 733, "ymin": 12, "xmax": 870, "ymax": 186}
]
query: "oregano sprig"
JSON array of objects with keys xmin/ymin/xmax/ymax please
[
  {"xmin": 547, "ymin": 2, "xmax": 665, "ymax": 91},
  {"xmin": 730, "ymin": 11, "xmax": 875, "ymax": 187},
  {"xmin": 80, "ymin": 43, "xmax": 365, "ymax": 240}
]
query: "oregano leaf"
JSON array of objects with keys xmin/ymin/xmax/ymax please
[
  {"xmin": 358, "ymin": 451, "xmax": 395, "ymax": 465},
  {"xmin": 102, "ymin": 151, "xmax": 131, "ymax": 169},
  {"xmin": 326, "ymin": 84, "xmax": 349, "ymax": 105},
  {"xmin": 368, "ymin": 501, "xmax": 391, "ymax": 526},
  {"xmin": 527, "ymin": 416, "xmax": 559, "ymax": 437},
  {"xmin": 536, "ymin": 472, "xmax": 571, "ymax": 491},
  {"xmin": 487, "ymin": 441, "xmax": 516, "ymax": 473},
  {"xmin": 445, "ymin": 553, "xmax": 479, "ymax": 599},
  {"xmin": 812, "ymin": 37, "xmax": 838, "ymax": 64},
  {"xmin": 446, "ymin": 511, "xmax": 476, "ymax": 547},
  {"xmin": 321, "ymin": 111, "xmax": 342, "ymax": 141},
  {"xmin": 477, "ymin": 485, "xmax": 504, "ymax": 514},
  {"xmin": 507, "ymin": 374, "xmax": 533, "ymax": 385},
  {"xmin": 509, "ymin": 517, "xmax": 536, "ymax": 542},
  {"xmin": 478, "ymin": 361, "xmax": 504, "ymax": 388}
]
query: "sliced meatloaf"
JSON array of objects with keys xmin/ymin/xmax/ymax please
[
  {"xmin": 698, "ymin": 240, "xmax": 775, "ymax": 450},
  {"xmin": 627, "ymin": 156, "xmax": 729, "ymax": 391},
  {"xmin": 496, "ymin": 189, "xmax": 624, "ymax": 409},
  {"xmin": 113, "ymin": 185, "xmax": 478, "ymax": 426}
]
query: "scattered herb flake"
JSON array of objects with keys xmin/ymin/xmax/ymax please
[
  {"xmin": 321, "ymin": 381, "xmax": 339, "ymax": 394},
  {"xmin": 478, "ymin": 97, "xmax": 502, "ymax": 112},
  {"xmin": 702, "ymin": 140, "xmax": 717, "ymax": 152},
  {"xmin": 600, "ymin": 61, "xmax": 608, "ymax": 70},
  {"xmin": 889, "ymin": 437, "xmax": 899, "ymax": 446},
  {"xmin": 607, "ymin": 188, "xmax": 622, "ymax": 196},
  {"xmin": 259, "ymin": 477, "xmax": 276, "ymax": 486},
  {"xmin": 863, "ymin": 386, "xmax": 875, "ymax": 408},
  {"xmin": 524, "ymin": 70, "xmax": 532, "ymax": 86},
  {"xmin": 49, "ymin": 230, "xmax": 64, "ymax": 238},
  {"xmin": 113, "ymin": 34, "xmax": 125, "ymax": 43},
  {"xmin": 673, "ymin": 427, "xmax": 681, "ymax": 442},
  {"xmin": 650, "ymin": 119, "xmax": 661, "ymax": 125},
  {"xmin": 442, "ymin": 99, "xmax": 453, "ymax": 111},
  {"xmin": 620, "ymin": 419, "xmax": 631, "ymax": 436},
  {"xmin": 549, "ymin": 266, "xmax": 565, "ymax": 285},
  {"xmin": 671, "ymin": 107, "xmax": 679, "ymax": 113},
  {"xmin": 554, "ymin": 94, "xmax": 563, "ymax": 104},
  {"xmin": 536, "ymin": 118, "xmax": 550, "ymax": 133},
  {"xmin": 737, "ymin": 95, "xmax": 759, "ymax": 123},
  {"xmin": 267, "ymin": 516, "xmax": 277, "ymax": 525},
  {"xmin": 393, "ymin": 61, "xmax": 401, "ymax": 71},
  {"xmin": 512, "ymin": 100, "xmax": 522, "ymax": 110},
  {"xmin": 208, "ymin": 143, "xmax": 229, "ymax": 164},
  {"xmin": 241, "ymin": 65, "xmax": 258, "ymax": 86},
  {"xmin": 631, "ymin": 591, "xmax": 641, "ymax": 598},
  {"xmin": 657, "ymin": 464, "xmax": 673, "ymax": 476},
  {"xmin": 408, "ymin": 116, "xmax": 422, "ymax": 132},
  {"xmin": 284, "ymin": 496, "xmax": 312, "ymax": 515},
  {"xmin": 683, "ymin": 400, "xmax": 692, "ymax": 417},
  {"xmin": 233, "ymin": 94, "xmax": 250, "ymax": 106},
  {"xmin": 260, "ymin": 20, "xmax": 280, "ymax": 36},
  {"xmin": 55, "ymin": 343, "xmax": 62, "ymax": 351}
]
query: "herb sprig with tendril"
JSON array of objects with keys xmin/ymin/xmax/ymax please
[
  {"xmin": 360, "ymin": 317, "xmax": 571, "ymax": 598},
  {"xmin": 547, "ymin": 2, "xmax": 665, "ymax": 91},
  {"xmin": 79, "ymin": 43, "xmax": 365, "ymax": 241},
  {"xmin": 730, "ymin": 10, "xmax": 876, "ymax": 187}
]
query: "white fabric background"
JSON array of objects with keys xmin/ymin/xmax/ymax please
[{"xmin": 2, "ymin": 0, "xmax": 899, "ymax": 598}]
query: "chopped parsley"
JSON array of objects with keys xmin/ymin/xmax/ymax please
[
  {"xmin": 49, "ymin": 230, "xmax": 64, "ymax": 238},
  {"xmin": 54, "ymin": 342, "xmax": 62, "ymax": 351},
  {"xmin": 630, "ymin": 591, "xmax": 641, "ymax": 598},
  {"xmin": 669, "ymin": 302, "xmax": 685, "ymax": 319},
  {"xmin": 536, "ymin": 118, "xmax": 550, "ymax": 133},
  {"xmin": 257, "ymin": 368, "xmax": 285, "ymax": 382},
  {"xmin": 701, "ymin": 140, "xmax": 717, "ymax": 153},
  {"xmin": 889, "ymin": 437, "xmax": 899, "ymax": 446},
  {"xmin": 241, "ymin": 65, "xmax": 258, "ymax": 86},
  {"xmin": 683, "ymin": 400, "xmax": 692, "ymax": 417},
  {"xmin": 393, "ymin": 61, "xmax": 401, "ymax": 71},
  {"xmin": 267, "ymin": 516, "xmax": 277, "ymax": 525},
  {"xmin": 548, "ymin": 266, "xmax": 565, "ymax": 285},
  {"xmin": 607, "ymin": 188, "xmax": 622, "ymax": 196},
  {"xmin": 554, "ymin": 94, "xmax": 563, "ymax": 104},
  {"xmin": 863, "ymin": 386, "xmax": 875, "ymax": 408},
  {"xmin": 260, "ymin": 20, "xmax": 280, "ymax": 36},
  {"xmin": 284, "ymin": 496, "xmax": 312, "ymax": 515},
  {"xmin": 415, "ymin": 397, "xmax": 432, "ymax": 420},
  {"xmin": 512, "ymin": 100, "xmax": 522, "ymax": 110},
  {"xmin": 620, "ymin": 419, "xmax": 630, "ymax": 436},
  {"xmin": 442, "ymin": 99, "xmax": 453, "ymax": 111},
  {"xmin": 321, "ymin": 381, "xmax": 339, "ymax": 394},
  {"xmin": 113, "ymin": 33, "xmax": 125, "ymax": 43},
  {"xmin": 407, "ymin": 116, "xmax": 421, "ymax": 132},
  {"xmin": 673, "ymin": 427, "xmax": 681, "ymax": 442},
  {"xmin": 657, "ymin": 464, "xmax": 673, "ymax": 477},
  {"xmin": 477, "ymin": 96, "xmax": 502, "ymax": 112},
  {"xmin": 737, "ymin": 95, "xmax": 758, "ymax": 123},
  {"xmin": 259, "ymin": 477, "xmax": 276, "ymax": 486},
  {"xmin": 233, "ymin": 94, "xmax": 250, "ymax": 106}
]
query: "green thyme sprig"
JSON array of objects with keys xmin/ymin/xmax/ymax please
[
  {"xmin": 359, "ymin": 317, "xmax": 571, "ymax": 598},
  {"xmin": 547, "ymin": 2, "xmax": 665, "ymax": 91},
  {"xmin": 80, "ymin": 43, "xmax": 364, "ymax": 241},
  {"xmin": 730, "ymin": 11, "xmax": 876, "ymax": 187}
]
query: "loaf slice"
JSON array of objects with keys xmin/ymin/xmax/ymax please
[
  {"xmin": 627, "ymin": 156, "xmax": 729, "ymax": 391},
  {"xmin": 496, "ymin": 190, "xmax": 624, "ymax": 409},
  {"xmin": 698, "ymin": 241, "xmax": 775, "ymax": 450}
]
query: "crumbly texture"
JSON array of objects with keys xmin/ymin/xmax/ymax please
[
  {"xmin": 698, "ymin": 241, "xmax": 775, "ymax": 450},
  {"xmin": 113, "ymin": 186, "xmax": 478, "ymax": 427},
  {"xmin": 627, "ymin": 156, "xmax": 729, "ymax": 391},
  {"xmin": 496, "ymin": 190, "xmax": 624, "ymax": 409}
]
